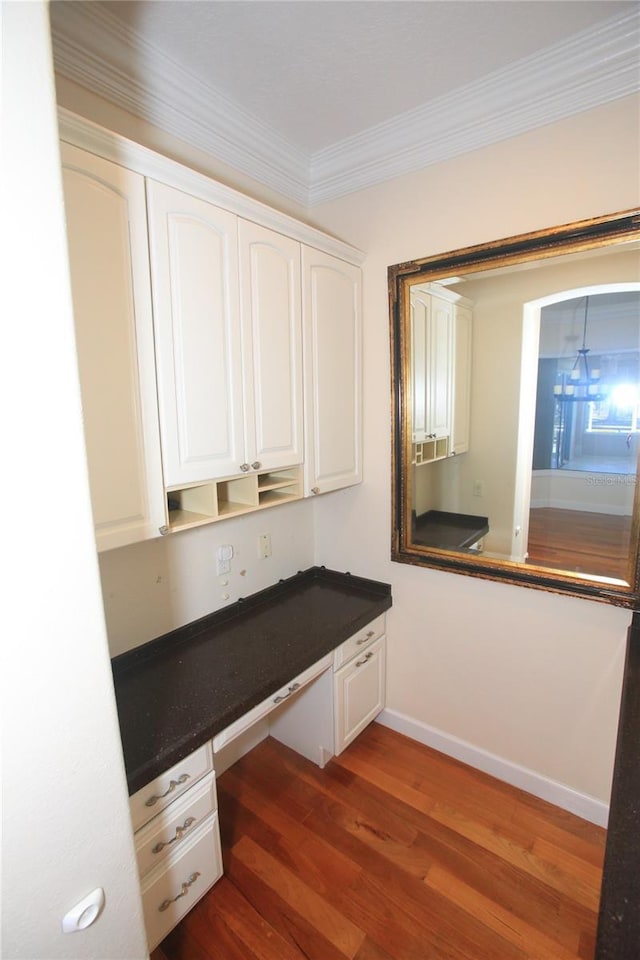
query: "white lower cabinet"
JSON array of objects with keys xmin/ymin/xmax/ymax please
[
  {"xmin": 129, "ymin": 613, "xmax": 386, "ymax": 947},
  {"xmin": 334, "ymin": 618, "xmax": 387, "ymax": 755},
  {"xmin": 129, "ymin": 743, "xmax": 222, "ymax": 951},
  {"xmin": 141, "ymin": 815, "xmax": 223, "ymax": 951}
]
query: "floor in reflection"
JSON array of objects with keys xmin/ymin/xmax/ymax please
[{"xmin": 526, "ymin": 507, "xmax": 632, "ymax": 580}]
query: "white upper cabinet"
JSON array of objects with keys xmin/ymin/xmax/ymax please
[
  {"xmin": 60, "ymin": 114, "xmax": 364, "ymax": 539},
  {"xmin": 450, "ymin": 303, "xmax": 473, "ymax": 455},
  {"xmin": 411, "ymin": 289, "xmax": 430, "ymax": 443},
  {"xmin": 411, "ymin": 288, "xmax": 452, "ymax": 442},
  {"xmin": 428, "ymin": 295, "xmax": 453, "ymax": 441},
  {"xmin": 302, "ymin": 248, "xmax": 362, "ymax": 495},
  {"xmin": 410, "ymin": 283, "xmax": 473, "ymax": 461},
  {"xmin": 146, "ymin": 181, "xmax": 244, "ymax": 486},
  {"xmin": 238, "ymin": 220, "xmax": 303, "ymax": 472},
  {"xmin": 61, "ymin": 144, "xmax": 166, "ymax": 551}
]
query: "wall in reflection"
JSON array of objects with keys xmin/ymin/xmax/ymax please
[{"xmin": 412, "ymin": 247, "xmax": 639, "ymax": 574}]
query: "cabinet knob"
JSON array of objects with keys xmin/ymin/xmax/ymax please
[
  {"xmin": 311, "ymin": 486, "xmax": 320, "ymax": 495},
  {"xmin": 159, "ymin": 525, "xmax": 169, "ymax": 536},
  {"xmin": 251, "ymin": 461, "xmax": 262, "ymax": 470},
  {"xmin": 240, "ymin": 463, "xmax": 250, "ymax": 472}
]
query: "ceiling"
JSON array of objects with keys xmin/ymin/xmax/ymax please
[{"xmin": 50, "ymin": 1, "xmax": 640, "ymax": 206}]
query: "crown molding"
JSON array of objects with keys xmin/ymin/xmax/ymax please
[
  {"xmin": 57, "ymin": 108, "xmax": 365, "ymax": 266},
  {"xmin": 309, "ymin": 8, "xmax": 640, "ymax": 204},
  {"xmin": 50, "ymin": 5, "xmax": 639, "ymax": 208},
  {"xmin": 50, "ymin": 2, "xmax": 311, "ymax": 206}
]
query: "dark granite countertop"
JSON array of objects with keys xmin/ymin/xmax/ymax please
[
  {"xmin": 412, "ymin": 510, "xmax": 489, "ymax": 551},
  {"xmin": 111, "ymin": 566, "xmax": 392, "ymax": 795}
]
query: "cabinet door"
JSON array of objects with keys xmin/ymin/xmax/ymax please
[
  {"xmin": 450, "ymin": 304, "xmax": 473, "ymax": 455},
  {"xmin": 146, "ymin": 181, "xmax": 244, "ymax": 485},
  {"xmin": 411, "ymin": 289, "xmax": 430, "ymax": 442},
  {"xmin": 302, "ymin": 248, "xmax": 362, "ymax": 495},
  {"xmin": 61, "ymin": 144, "xmax": 166, "ymax": 551},
  {"xmin": 428, "ymin": 295, "xmax": 453, "ymax": 440},
  {"xmin": 334, "ymin": 636, "xmax": 386, "ymax": 755},
  {"xmin": 238, "ymin": 221, "xmax": 303, "ymax": 472}
]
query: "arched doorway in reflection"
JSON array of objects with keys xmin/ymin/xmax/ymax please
[{"xmin": 516, "ymin": 286, "xmax": 640, "ymax": 579}]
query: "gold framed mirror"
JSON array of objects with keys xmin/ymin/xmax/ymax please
[{"xmin": 389, "ymin": 209, "xmax": 640, "ymax": 606}]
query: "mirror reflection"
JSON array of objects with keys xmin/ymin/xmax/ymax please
[{"xmin": 391, "ymin": 210, "xmax": 640, "ymax": 605}]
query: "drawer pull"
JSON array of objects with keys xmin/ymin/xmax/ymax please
[
  {"xmin": 273, "ymin": 682, "xmax": 300, "ymax": 704},
  {"xmin": 356, "ymin": 630, "xmax": 376, "ymax": 646},
  {"xmin": 151, "ymin": 817, "xmax": 197, "ymax": 854},
  {"xmin": 158, "ymin": 872, "xmax": 201, "ymax": 912},
  {"xmin": 356, "ymin": 651, "xmax": 374, "ymax": 667},
  {"xmin": 145, "ymin": 773, "xmax": 190, "ymax": 807}
]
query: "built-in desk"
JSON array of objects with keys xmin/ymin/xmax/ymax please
[
  {"xmin": 111, "ymin": 566, "xmax": 392, "ymax": 795},
  {"xmin": 112, "ymin": 566, "xmax": 392, "ymax": 951},
  {"xmin": 412, "ymin": 509, "xmax": 489, "ymax": 551}
]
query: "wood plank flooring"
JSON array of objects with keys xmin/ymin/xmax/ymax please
[
  {"xmin": 526, "ymin": 507, "xmax": 632, "ymax": 580},
  {"xmin": 153, "ymin": 724, "xmax": 606, "ymax": 960}
]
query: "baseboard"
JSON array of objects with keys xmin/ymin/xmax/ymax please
[{"xmin": 375, "ymin": 708, "xmax": 609, "ymax": 827}]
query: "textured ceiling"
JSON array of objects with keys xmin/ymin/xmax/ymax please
[
  {"xmin": 94, "ymin": 0, "xmax": 635, "ymax": 151},
  {"xmin": 50, "ymin": 0, "xmax": 640, "ymax": 204}
]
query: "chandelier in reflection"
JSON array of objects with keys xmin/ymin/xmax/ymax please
[{"xmin": 553, "ymin": 296, "xmax": 605, "ymax": 402}]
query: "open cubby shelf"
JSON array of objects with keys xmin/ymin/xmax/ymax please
[
  {"xmin": 167, "ymin": 465, "xmax": 302, "ymax": 532},
  {"xmin": 413, "ymin": 438, "xmax": 449, "ymax": 466}
]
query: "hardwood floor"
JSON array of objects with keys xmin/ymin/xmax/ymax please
[
  {"xmin": 526, "ymin": 508, "xmax": 632, "ymax": 580},
  {"xmin": 153, "ymin": 724, "xmax": 605, "ymax": 960}
]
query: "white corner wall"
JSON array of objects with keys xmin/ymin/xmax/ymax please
[
  {"xmin": 2, "ymin": 4, "xmax": 148, "ymax": 957},
  {"xmin": 310, "ymin": 95, "xmax": 640, "ymax": 819}
]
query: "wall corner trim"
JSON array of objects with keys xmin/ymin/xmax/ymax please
[{"xmin": 375, "ymin": 708, "xmax": 609, "ymax": 827}]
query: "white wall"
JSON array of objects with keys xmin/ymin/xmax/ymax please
[
  {"xmin": 2, "ymin": 5, "xmax": 148, "ymax": 958},
  {"xmin": 101, "ymin": 500, "xmax": 315, "ymax": 656},
  {"xmin": 310, "ymin": 95, "xmax": 639, "ymax": 814},
  {"xmin": 54, "ymin": 61, "xmax": 640, "ymax": 815}
]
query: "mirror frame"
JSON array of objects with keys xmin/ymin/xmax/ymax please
[{"xmin": 389, "ymin": 208, "xmax": 640, "ymax": 607}]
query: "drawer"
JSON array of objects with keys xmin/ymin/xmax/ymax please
[
  {"xmin": 141, "ymin": 814, "xmax": 223, "ymax": 951},
  {"xmin": 212, "ymin": 652, "xmax": 333, "ymax": 752},
  {"xmin": 333, "ymin": 614, "xmax": 386, "ymax": 669},
  {"xmin": 135, "ymin": 772, "xmax": 217, "ymax": 879},
  {"xmin": 130, "ymin": 741, "xmax": 213, "ymax": 833}
]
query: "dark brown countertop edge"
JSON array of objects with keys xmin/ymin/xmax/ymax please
[
  {"xmin": 112, "ymin": 566, "xmax": 392, "ymax": 794},
  {"xmin": 112, "ymin": 565, "xmax": 390, "ymax": 677}
]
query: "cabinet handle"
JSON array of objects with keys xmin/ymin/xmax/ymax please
[
  {"xmin": 311, "ymin": 486, "xmax": 320, "ymax": 495},
  {"xmin": 355, "ymin": 651, "xmax": 374, "ymax": 667},
  {"xmin": 273, "ymin": 682, "xmax": 300, "ymax": 704},
  {"xmin": 251, "ymin": 461, "xmax": 262, "ymax": 470},
  {"xmin": 144, "ymin": 773, "xmax": 190, "ymax": 807},
  {"xmin": 356, "ymin": 630, "xmax": 376, "ymax": 645},
  {"xmin": 158, "ymin": 872, "xmax": 201, "ymax": 912},
  {"xmin": 159, "ymin": 525, "xmax": 169, "ymax": 536},
  {"xmin": 240, "ymin": 463, "xmax": 250, "ymax": 472},
  {"xmin": 151, "ymin": 817, "xmax": 197, "ymax": 854}
]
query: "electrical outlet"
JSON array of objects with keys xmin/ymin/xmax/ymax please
[
  {"xmin": 473, "ymin": 480, "xmax": 484, "ymax": 497},
  {"xmin": 216, "ymin": 544, "xmax": 233, "ymax": 575},
  {"xmin": 258, "ymin": 533, "xmax": 272, "ymax": 559}
]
